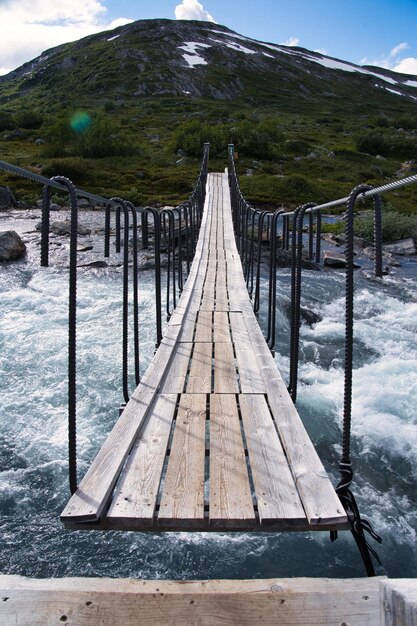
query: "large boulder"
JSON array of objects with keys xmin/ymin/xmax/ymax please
[
  {"xmin": 383, "ymin": 238, "xmax": 416, "ymax": 256},
  {"xmin": 0, "ymin": 187, "xmax": 17, "ymax": 209},
  {"xmin": 35, "ymin": 220, "xmax": 91, "ymax": 236},
  {"xmin": 323, "ymin": 251, "xmax": 360, "ymax": 268},
  {"xmin": 0, "ymin": 231, "xmax": 26, "ymax": 261}
]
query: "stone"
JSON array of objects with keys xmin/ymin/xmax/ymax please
[
  {"xmin": 323, "ymin": 251, "xmax": 360, "ymax": 268},
  {"xmin": 77, "ymin": 198, "xmax": 90, "ymax": 208},
  {"xmin": 383, "ymin": 238, "xmax": 416, "ymax": 256},
  {"xmin": 0, "ymin": 230, "xmax": 26, "ymax": 261},
  {"xmin": 0, "ymin": 187, "xmax": 17, "ymax": 208},
  {"xmin": 321, "ymin": 233, "xmax": 345, "ymax": 247},
  {"xmin": 36, "ymin": 220, "xmax": 91, "ymax": 236},
  {"xmin": 77, "ymin": 260, "xmax": 108, "ymax": 268}
]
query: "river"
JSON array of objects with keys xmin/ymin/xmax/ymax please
[{"xmin": 1, "ymin": 209, "xmax": 416, "ymax": 579}]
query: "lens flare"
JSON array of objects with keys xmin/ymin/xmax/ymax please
[{"xmin": 70, "ymin": 111, "xmax": 92, "ymax": 134}]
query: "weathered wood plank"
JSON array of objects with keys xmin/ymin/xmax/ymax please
[
  {"xmin": 187, "ymin": 342, "xmax": 212, "ymax": 394},
  {"xmin": 214, "ymin": 341, "xmax": 239, "ymax": 394},
  {"xmin": 178, "ymin": 311, "xmax": 197, "ymax": 343},
  {"xmin": 380, "ymin": 579, "xmax": 417, "ymax": 626},
  {"xmin": 158, "ymin": 394, "xmax": 206, "ymax": 525},
  {"xmin": 0, "ymin": 575, "xmax": 385, "ymax": 626},
  {"xmin": 194, "ymin": 310, "xmax": 212, "ymax": 343},
  {"xmin": 230, "ymin": 312, "xmax": 265, "ymax": 394},
  {"xmin": 213, "ymin": 311, "xmax": 231, "ymax": 343},
  {"xmin": 161, "ymin": 343, "xmax": 192, "ymax": 393},
  {"xmin": 209, "ymin": 394, "xmax": 255, "ymax": 527},
  {"xmin": 106, "ymin": 394, "xmax": 177, "ymax": 525},
  {"xmin": 239, "ymin": 394, "xmax": 306, "ymax": 524}
]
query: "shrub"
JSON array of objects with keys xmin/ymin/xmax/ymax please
[
  {"xmin": 355, "ymin": 133, "xmax": 387, "ymax": 156},
  {"xmin": 354, "ymin": 208, "xmax": 417, "ymax": 242},
  {"xmin": 14, "ymin": 110, "xmax": 44, "ymax": 129},
  {"xmin": 0, "ymin": 111, "xmax": 15, "ymax": 131},
  {"xmin": 42, "ymin": 109, "xmax": 135, "ymax": 158},
  {"xmin": 42, "ymin": 158, "xmax": 90, "ymax": 184}
]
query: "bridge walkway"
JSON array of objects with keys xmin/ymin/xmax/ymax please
[{"xmin": 61, "ymin": 173, "xmax": 348, "ymax": 532}]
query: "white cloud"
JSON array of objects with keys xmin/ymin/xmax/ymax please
[
  {"xmin": 393, "ymin": 57, "xmax": 417, "ymax": 75},
  {"xmin": 361, "ymin": 42, "xmax": 417, "ymax": 76},
  {"xmin": 175, "ymin": 0, "xmax": 215, "ymax": 22},
  {"xmin": 0, "ymin": 0, "xmax": 133, "ymax": 76},
  {"xmin": 280, "ymin": 36, "xmax": 299, "ymax": 47}
]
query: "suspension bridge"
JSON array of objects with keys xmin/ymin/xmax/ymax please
[
  {"xmin": 1, "ymin": 146, "xmax": 417, "ymax": 579},
  {"xmin": 60, "ymin": 170, "xmax": 347, "ymax": 532}
]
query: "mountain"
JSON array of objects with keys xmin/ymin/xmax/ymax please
[
  {"xmin": 0, "ymin": 19, "xmax": 416, "ymax": 211},
  {"xmin": 1, "ymin": 18, "xmax": 416, "ymax": 106}
]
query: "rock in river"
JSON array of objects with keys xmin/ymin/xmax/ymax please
[{"xmin": 0, "ymin": 230, "xmax": 26, "ymax": 261}]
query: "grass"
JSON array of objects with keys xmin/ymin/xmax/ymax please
[{"xmin": 1, "ymin": 97, "xmax": 416, "ymax": 216}]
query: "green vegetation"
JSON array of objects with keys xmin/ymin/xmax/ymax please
[
  {"xmin": 0, "ymin": 19, "xmax": 416, "ymax": 214},
  {"xmin": 1, "ymin": 97, "xmax": 416, "ymax": 214},
  {"xmin": 355, "ymin": 204, "xmax": 417, "ymax": 242}
]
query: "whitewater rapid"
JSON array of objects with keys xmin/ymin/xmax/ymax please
[{"xmin": 1, "ymin": 212, "xmax": 416, "ymax": 579}]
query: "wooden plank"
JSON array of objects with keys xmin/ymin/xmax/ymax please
[
  {"xmin": 214, "ymin": 342, "xmax": 239, "ymax": 394},
  {"xmin": 194, "ymin": 310, "xmax": 212, "ymax": 343},
  {"xmin": 61, "ymin": 335, "xmax": 177, "ymax": 524},
  {"xmin": 107, "ymin": 394, "xmax": 177, "ymax": 525},
  {"xmin": 178, "ymin": 311, "xmax": 196, "ymax": 343},
  {"xmin": 200, "ymin": 264, "xmax": 216, "ymax": 309},
  {"xmin": 161, "ymin": 343, "xmax": 192, "ymax": 393},
  {"xmin": 158, "ymin": 394, "xmax": 206, "ymax": 525},
  {"xmin": 380, "ymin": 579, "xmax": 417, "ymax": 626},
  {"xmin": 213, "ymin": 311, "xmax": 231, "ymax": 343},
  {"xmin": 239, "ymin": 394, "xmax": 306, "ymax": 524},
  {"xmin": 209, "ymin": 394, "xmax": 255, "ymax": 527},
  {"xmin": 215, "ymin": 265, "xmax": 229, "ymax": 311},
  {"xmin": 239, "ymin": 301, "xmax": 347, "ymax": 527},
  {"xmin": 229, "ymin": 312, "xmax": 265, "ymax": 393},
  {"xmin": 186, "ymin": 342, "xmax": 212, "ymax": 393},
  {"xmin": 0, "ymin": 575, "xmax": 384, "ymax": 626}
]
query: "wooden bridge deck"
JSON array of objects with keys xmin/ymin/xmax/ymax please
[{"xmin": 61, "ymin": 173, "xmax": 348, "ymax": 532}]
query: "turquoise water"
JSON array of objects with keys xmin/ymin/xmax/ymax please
[{"xmin": 1, "ymin": 215, "xmax": 416, "ymax": 579}]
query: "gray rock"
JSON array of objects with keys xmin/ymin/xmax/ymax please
[
  {"xmin": 0, "ymin": 231, "xmax": 26, "ymax": 261},
  {"xmin": 77, "ymin": 260, "xmax": 108, "ymax": 268},
  {"xmin": 35, "ymin": 138, "xmax": 45, "ymax": 145},
  {"xmin": 50, "ymin": 203, "xmax": 61, "ymax": 212},
  {"xmin": 77, "ymin": 243, "xmax": 93, "ymax": 252},
  {"xmin": 0, "ymin": 187, "xmax": 17, "ymax": 208},
  {"xmin": 321, "ymin": 232, "xmax": 345, "ymax": 247},
  {"xmin": 51, "ymin": 221, "xmax": 70, "ymax": 235},
  {"xmin": 383, "ymin": 238, "xmax": 416, "ymax": 256},
  {"xmin": 323, "ymin": 251, "xmax": 360, "ymax": 268},
  {"xmin": 35, "ymin": 220, "xmax": 91, "ymax": 236}
]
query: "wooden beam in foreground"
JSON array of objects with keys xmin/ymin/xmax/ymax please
[{"xmin": 3, "ymin": 575, "xmax": 414, "ymax": 626}]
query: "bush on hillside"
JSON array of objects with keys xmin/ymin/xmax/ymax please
[
  {"xmin": 41, "ymin": 110, "xmax": 135, "ymax": 158},
  {"xmin": 355, "ymin": 206, "xmax": 417, "ymax": 242},
  {"xmin": 0, "ymin": 112, "xmax": 15, "ymax": 131},
  {"xmin": 14, "ymin": 110, "xmax": 44, "ymax": 129}
]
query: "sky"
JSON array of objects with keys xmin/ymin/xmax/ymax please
[{"xmin": 1, "ymin": 0, "xmax": 417, "ymax": 76}]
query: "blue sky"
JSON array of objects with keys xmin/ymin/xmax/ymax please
[{"xmin": 1, "ymin": 0, "xmax": 417, "ymax": 76}]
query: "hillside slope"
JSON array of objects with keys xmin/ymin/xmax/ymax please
[{"xmin": 0, "ymin": 19, "xmax": 416, "ymax": 211}]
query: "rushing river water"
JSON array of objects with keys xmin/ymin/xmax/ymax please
[{"xmin": 1, "ymin": 210, "xmax": 416, "ymax": 579}]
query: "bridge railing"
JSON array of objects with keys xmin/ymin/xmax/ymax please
[
  {"xmin": 228, "ymin": 143, "xmax": 417, "ymax": 576},
  {"xmin": 0, "ymin": 143, "xmax": 209, "ymax": 494}
]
